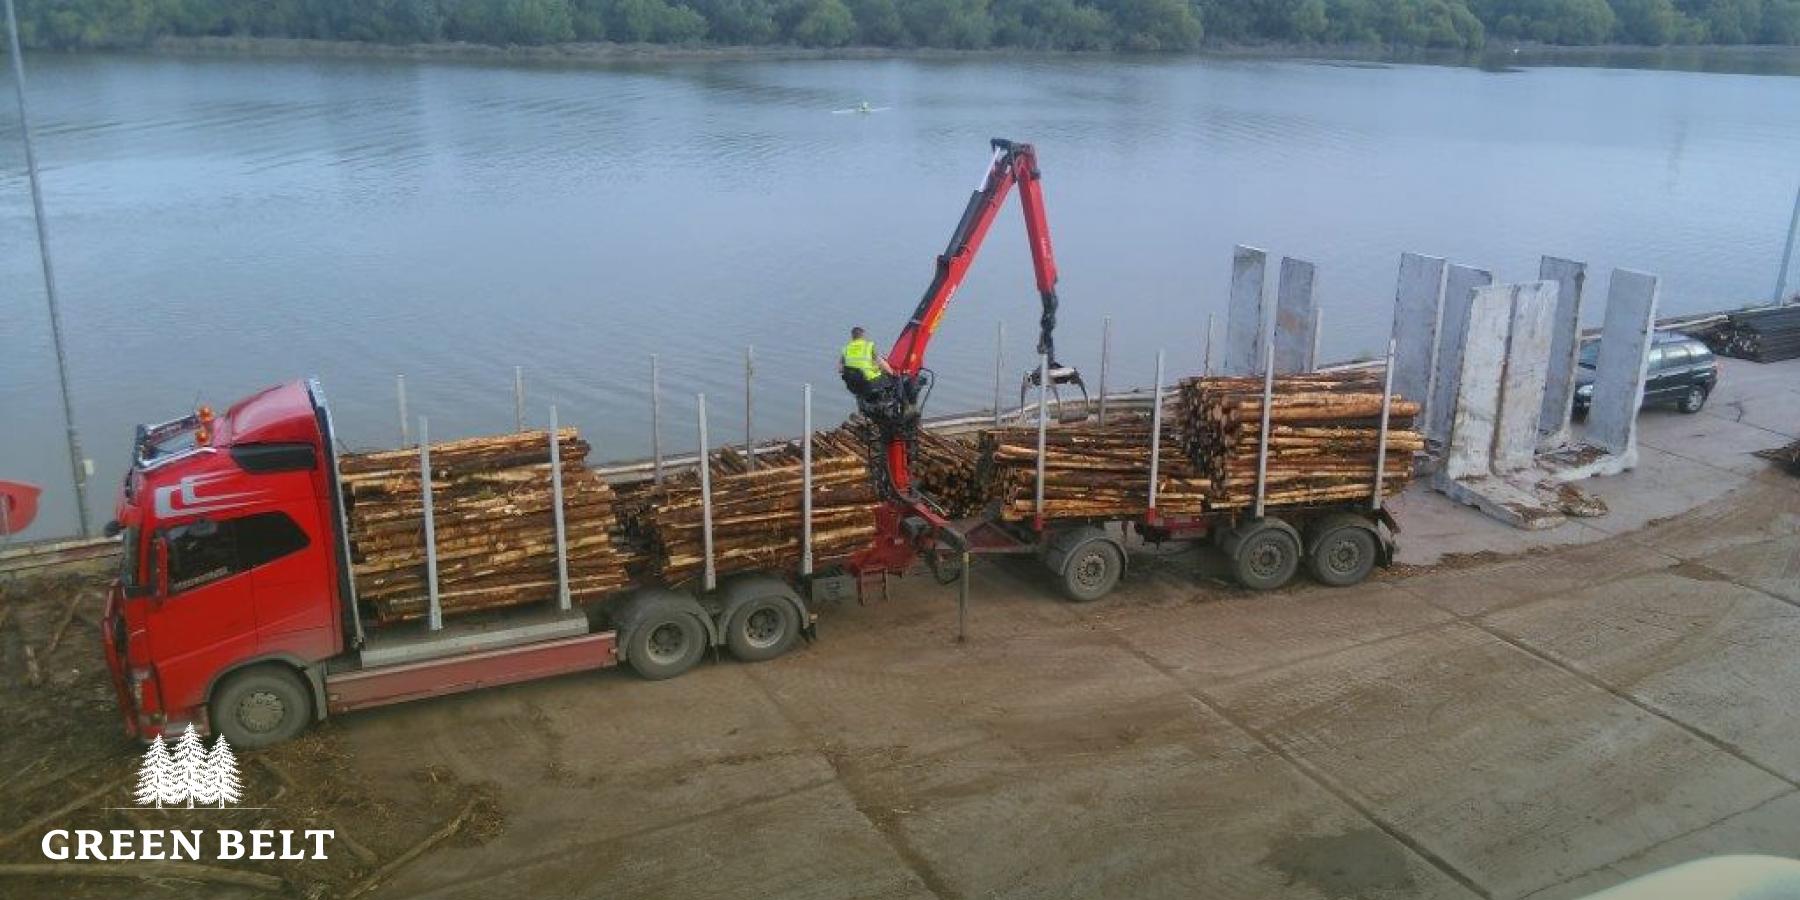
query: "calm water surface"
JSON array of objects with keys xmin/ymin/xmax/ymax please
[{"xmin": 4, "ymin": 51, "xmax": 1797, "ymax": 536}]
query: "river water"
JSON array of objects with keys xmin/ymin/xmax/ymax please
[{"xmin": 3, "ymin": 50, "xmax": 1797, "ymax": 537}]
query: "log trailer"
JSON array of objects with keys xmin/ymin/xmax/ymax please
[{"xmin": 100, "ymin": 139, "xmax": 1396, "ymax": 750}]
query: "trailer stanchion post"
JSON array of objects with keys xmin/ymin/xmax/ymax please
[
  {"xmin": 697, "ymin": 394, "xmax": 716, "ymax": 593},
  {"xmin": 1148, "ymin": 349, "xmax": 1165, "ymax": 511},
  {"xmin": 419, "ymin": 417, "xmax": 442, "ymax": 632},
  {"xmin": 1310, "ymin": 307, "xmax": 1324, "ymax": 371},
  {"xmin": 956, "ymin": 550, "xmax": 970, "ymax": 644},
  {"xmin": 801, "ymin": 383, "xmax": 814, "ymax": 577},
  {"xmin": 744, "ymin": 345, "xmax": 756, "ymax": 471},
  {"xmin": 1203, "ymin": 313, "xmax": 1216, "ymax": 376},
  {"xmin": 514, "ymin": 366, "xmax": 525, "ymax": 432},
  {"xmin": 1253, "ymin": 332, "xmax": 1276, "ymax": 519},
  {"xmin": 1035, "ymin": 353, "xmax": 1049, "ymax": 526},
  {"xmin": 993, "ymin": 321, "xmax": 1005, "ymax": 426},
  {"xmin": 396, "ymin": 374, "xmax": 410, "ymax": 447},
  {"xmin": 1097, "ymin": 316, "xmax": 1112, "ymax": 425},
  {"xmin": 548, "ymin": 406, "xmax": 571, "ymax": 611},
  {"xmin": 1373, "ymin": 338, "xmax": 1397, "ymax": 511},
  {"xmin": 651, "ymin": 354, "xmax": 664, "ymax": 486}
]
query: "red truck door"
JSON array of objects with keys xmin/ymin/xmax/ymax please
[{"xmin": 147, "ymin": 518, "xmax": 259, "ymax": 716}]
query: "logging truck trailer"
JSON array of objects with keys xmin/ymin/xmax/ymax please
[{"xmin": 102, "ymin": 379, "xmax": 818, "ymax": 750}]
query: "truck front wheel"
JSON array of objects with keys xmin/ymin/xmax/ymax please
[{"xmin": 211, "ymin": 665, "xmax": 312, "ymax": 749}]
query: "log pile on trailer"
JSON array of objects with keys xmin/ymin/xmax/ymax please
[
  {"xmin": 1178, "ymin": 373, "xmax": 1420, "ymax": 510},
  {"xmin": 340, "ymin": 430, "xmax": 636, "ymax": 623},
  {"xmin": 979, "ymin": 416, "xmax": 1208, "ymax": 521},
  {"xmin": 913, "ymin": 431, "xmax": 985, "ymax": 517}
]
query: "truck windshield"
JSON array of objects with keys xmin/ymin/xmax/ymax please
[{"xmin": 120, "ymin": 526, "xmax": 142, "ymax": 590}]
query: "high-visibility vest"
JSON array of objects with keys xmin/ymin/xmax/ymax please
[{"xmin": 842, "ymin": 338, "xmax": 882, "ymax": 380}]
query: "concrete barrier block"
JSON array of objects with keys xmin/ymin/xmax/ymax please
[
  {"xmin": 1587, "ymin": 268, "xmax": 1661, "ymax": 455},
  {"xmin": 1441, "ymin": 284, "xmax": 1511, "ymax": 480},
  {"xmin": 1225, "ymin": 245, "xmax": 1268, "ymax": 376},
  {"xmin": 1494, "ymin": 281, "xmax": 1558, "ymax": 474},
  {"xmin": 1536, "ymin": 256, "xmax": 1588, "ymax": 450},
  {"xmin": 1389, "ymin": 252, "xmax": 1447, "ymax": 427},
  {"xmin": 1273, "ymin": 257, "xmax": 1317, "ymax": 374},
  {"xmin": 1426, "ymin": 264, "xmax": 1494, "ymax": 446}
]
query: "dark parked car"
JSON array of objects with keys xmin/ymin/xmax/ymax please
[{"xmin": 1573, "ymin": 331, "xmax": 1718, "ymax": 416}]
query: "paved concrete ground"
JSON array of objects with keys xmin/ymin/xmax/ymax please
[{"xmin": 341, "ymin": 357, "xmax": 1799, "ymax": 900}]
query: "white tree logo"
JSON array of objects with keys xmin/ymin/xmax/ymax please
[{"xmin": 134, "ymin": 725, "xmax": 244, "ymax": 808}]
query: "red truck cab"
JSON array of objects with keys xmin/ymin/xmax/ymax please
[{"xmin": 104, "ymin": 379, "xmax": 362, "ymax": 745}]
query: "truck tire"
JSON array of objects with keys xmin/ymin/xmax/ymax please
[
  {"xmin": 622, "ymin": 594, "xmax": 708, "ymax": 681},
  {"xmin": 211, "ymin": 665, "xmax": 312, "ymax": 749},
  {"xmin": 1305, "ymin": 514, "xmax": 1380, "ymax": 587},
  {"xmin": 725, "ymin": 596, "xmax": 801, "ymax": 662},
  {"xmin": 1223, "ymin": 519, "xmax": 1300, "ymax": 591},
  {"xmin": 1045, "ymin": 526, "xmax": 1124, "ymax": 603}
]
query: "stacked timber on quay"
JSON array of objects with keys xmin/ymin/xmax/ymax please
[
  {"xmin": 1692, "ymin": 306, "xmax": 1800, "ymax": 363},
  {"xmin": 1178, "ymin": 372, "xmax": 1420, "ymax": 510},
  {"xmin": 341, "ymin": 430, "xmax": 636, "ymax": 623},
  {"xmin": 979, "ymin": 417, "xmax": 1208, "ymax": 521}
]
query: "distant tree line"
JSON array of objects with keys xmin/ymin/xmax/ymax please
[{"xmin": 10, "ymin": 0, "xmax": 1800, "ymax": 52}]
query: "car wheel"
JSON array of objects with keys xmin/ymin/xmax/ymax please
[{"xmin": 1677, "ymin": 385, "xmax": 1708, "ymax": 414}]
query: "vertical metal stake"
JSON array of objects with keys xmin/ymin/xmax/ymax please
[
  {"xmin": 802, "ymin": 384, "xmax": 814, "ymax": 577},
  {"xmin": 1034, "ymin": 353, "xmax": 1049, "ymax": 526},
  {"xmin": 396, "ymin": 374, "xmax": 410, "ymax": 448},
  {"xmin": 650, "ymin": 354, "xmax": 664, "ymax": 485},
  {"xmin": 1776, "ymin": 181, "xmax": 1800, "ymax": 304},
  {"xmin": 1253, "ymin": 333, "xmax": 1276, "ymax": 519},
  {"xmin": 697, "ymin": 394, "xmax": 716, "ymax": 593},
  {"xmin": 992, "ymin": 321, "xmax": 1006, "ymax": 426},
  {"xmin": 1372, "ymin": 338, "xmax": 1398, "ymax": 511},
  {"xmin": 7, "ymin": 0, "xmax": 89, "ymax": 537},
  {"xmin": 1202, "ymin": 313, "xmax": 1216, "ymax": 377},
  {"xmin": 1097, "ymin": 316, "xmax": 1112, "ymax": 425},
  {"xmin": 419, "ymin": 417, "xmax": 442, "ymax": 632},
  {"xmin": 549, "ymin": 406, "xmax": 571, "ymax": 610},
  {"xmin": 956, "ymin": 551, "xmax": 970, "ymax": 644},
  {"xmin": 1148, "ymin": 350, "xmax": 1165, "ymax": 510},
  {"xmin": 1309, "ymin": 307, "xmax": 1324, "ymax": 371},
  {"xmin": 513, "ymin": 366, "xmax": 525, "ymax": 432},
  {"xmin": 744, "ymin": 346, "xmax": 756, "ymax": 471}
]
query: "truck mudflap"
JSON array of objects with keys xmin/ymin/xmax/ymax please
[{"xmin": 324, "ymin": 630, "xmax": 619, "ymax": 715}]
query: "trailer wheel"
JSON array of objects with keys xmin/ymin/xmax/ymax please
[
  {"xmin": 1306, "ymin": 515, "xmax": 1380, "ymax": 587},
  {"xmin": 1046, "ymin": 527, "xmax": 1124, "ymax": 603},
  {"xmin": 624, "ymin": 597, "xmax": 707, "ymax": 681},
  {"xmin": 1224, "ymin": 520, "xmax": 1300, "ymax": 591},
  {"xmin": 211, "ymin": 665, "xmax": 312, "ymax": 749}
]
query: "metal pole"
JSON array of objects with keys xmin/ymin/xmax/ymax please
[
  {"xmin": 744, "ymin": 345, "xmax": 755, "ymax": 471},
  {"xmin": 419, "ymin": 417, "xmax": 442, "ymax": 631},
  {"xmin": 956, "ymin": 551, "xmax": 970, "ymax": 644},
  {"xmin": 1253, "ymin": 332, "xmax": 1276, "ymax": 519},
  {"xmin": 1148, "ymin": 350, "xmax": 1165, "ymax": 511},
  {"xmin": 801, "ymin": 384, "xmax": 813, "ymax": 576},
  {"xmin": 1372, "ymin": 338, "xmax": 1397, "ymax": 511},
  {"xmin": 697, "ymin": 394, "xmax": 716, "ymax": 592},
  {"xmin": 1309, "ymin": 307, "xmax": 1324, "ymax": 371},
  {"xmin": 1097, "ymin": 316, "xmax": 1112, "ymax": 425},
  {"xmin": 513, "ymin": 366, "xmax": 525, "ymax": 432},
  {"xmin": 1034, "ymin": 353, "xmax": 1048, "ymax": 525},
  {"xmin": 1776, "ymin": 181, "xmax": 1800, "ymax": 304},
  {"xmin": 1202, "ymin": 313, "xmax": 1215, "ymax": 377},
  {"xmin": 396, "ymin": 375, "xmax": 410, "ymax": 448},
  {"xmin": 548, "ymin": 406, "xmax": 571, "ymax": 610},
  {"xmin": 992, "ymin": 321, "xmax": 1005, "ymax": 427},
  {"xmin": 650, "ymin": 354, "xmax": 663, "ymax": 486},
  {"xmin": 7, "ymin": 0, "xmax": 89, "ymax": 537}
]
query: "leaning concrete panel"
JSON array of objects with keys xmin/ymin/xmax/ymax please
[
  {"xmin": 1272, "ymin": 257, "xmax": 1317, "ymax": 374},
  {"xmin": 1441, "ymin": 284, "xmax": 1511, "ymax": 481},
  {"xmin": 1224, "ymin": 245, "xmax": 1268, "ymax": 376},
  {"xmin": 1426, "ymin": 264, "xmax": 1494, "ymax": 446},
  {"xmin": 1494, "ymin": 281, "xmax": 1558, "ymax": 474},
  {"xmin": 1389, "ymin": 252, "xmax": 1447, "ymax": 426},
  {"xmin": 1536, "ymin": 257, "xmax": 1588, "ymax": 450},
  {"xmin": 1587, "ymin": 269, "xmax": 1661, "ymax": 455}
]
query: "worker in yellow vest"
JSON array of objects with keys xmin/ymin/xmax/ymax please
[{"xmin": 838, "ymin": 326, "xmax": 894, "ymax": 398}]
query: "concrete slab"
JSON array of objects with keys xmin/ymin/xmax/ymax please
[
  {"xmin": 1585, "ymin": 269, "xmax": 1661, "ymax": 459},
  {"xmin": 1426, "ymin": 264, "xmax": 1494, "ymax": 446},
  {"xmin": 1495, "ymin": 282, "xmax": 1557, "ymax": 474},
  {"xmin": 1521, "ymin": 793, "xmax": 1800, "ymax": 900},
  {"xmin": 1689, "ymin": 537, "xmax": 1800, "ymax": 603},
  {"xmin": 1440, "ymin": 285, "xmax": 1512, "ymax": 481},
  {"xmin": 1274, "ymin": 257, "xmax": 1317, "ymax": 375},
  {"xmin": 1391, "ymin": 252, "xmax": 1449, "ymax": 428},
  {"xmin": 1487, "ymin": 570, "xmax": 1800, "ymax": 782},
  {"xmin": 1394, "ymin": 537, "xmax": 1679, "ymax": 618},
  {"xmin": 1632, "ymin": 468, "xmax": 1800, "ymax": 558},
  {"xmin": 1639, "ymin": 408, "xmax": 1800, "ymax": 479},
  {"xmin": 1209, "ymin": 623, "xmax": 1789, "ymax": 899},
  {"xmin": 1537, "ymin": 257, "xmax": 1588, "ymax": 451},
  {"xmin": 1226, "ymin": 245, "xmax": 1268, "ymax": 377},
  {"xmin": 1563, "ymin": 443, "xmax": 1747, "ymax": 537}
]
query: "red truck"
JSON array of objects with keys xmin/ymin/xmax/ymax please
[{"xmin": 102, "ymin": 379, "xmax": 818, "ymax": 749}]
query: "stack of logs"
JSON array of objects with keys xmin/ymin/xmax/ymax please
[
  {"xmin": 1754, "ymin": 437, "xmax": 1800, "ymax": 476},
  {"xmin": 978, "ymin": 415, "xmax": 1208, "ymax": 521},
  {"xmin": 913, "ymin": 431, "xmax": 985, "ymax": 517},
  {"xmin": 341, "ymin": 430, "xmax": 635, "ymax": 624},
  {"xmin": 638, "ymin": 429, "xmax": 877, "ymax": 582},
  {"xmin": 1178, "ymin": 372, "xmax": 1421, "ymax": 510}
]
